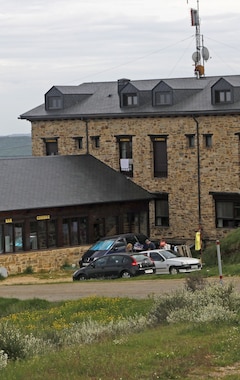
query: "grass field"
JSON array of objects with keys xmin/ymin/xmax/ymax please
[{"xmin": 1, "ymin": 229, "xmax": 240, "ymax": 379}]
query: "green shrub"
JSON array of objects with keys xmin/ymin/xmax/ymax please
[{"xmin": 23, "ymin": 266, "xmax": 34, "ymax": 274}]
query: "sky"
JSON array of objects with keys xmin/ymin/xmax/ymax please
[{"xmin": 1, "ymin": 0, "xmax": 240, "ymax": 136}]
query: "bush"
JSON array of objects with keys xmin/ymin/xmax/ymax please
[
  {"xmin": 185, "ymin": 272, "xmax": 207, "ymax": 292},
  {"xmin": 0, "ymin": 322, "xmax": 51, "ymax": 360},
  {"xmin": 23, "ymin": 266, "xmax": 34, "ymax": 274},
  {"xmin": 148, "ymin": 282, "xmax": 240, "ymax": 325}
]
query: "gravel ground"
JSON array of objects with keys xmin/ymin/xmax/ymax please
[{"xmin": 0, "ymin": 275, "xmax": 238, "ymax": 301}]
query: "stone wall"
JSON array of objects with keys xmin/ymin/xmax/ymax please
[
  {"xmin": 0, "ymin": 246, "xmax": 88, "ymax": 275},
  {"xmin": 31, "ymin": 114, "xmax": 240, "ymax": 244}
]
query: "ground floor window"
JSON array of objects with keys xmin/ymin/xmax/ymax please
[
  {"xmin": 63, "ymin": 217, "xmax": 87, "ymax": 246},
  {"xmin": 0, "ymin": 222, "xmax": 24, "ymax": 253},
  {"xmin": 123, "ymin": 211, "xmax": 148, "ymax": 236},
  {"xmin": 155, "ymin": 197, "xmax": 169, "ymax": 227},
  {"xmin": 216, "ymin": 201, "xmax": 240, "ymax": 228},
  {"xmin": 30, "ymin": 219, "xmax": 57, "ymax": 250}
]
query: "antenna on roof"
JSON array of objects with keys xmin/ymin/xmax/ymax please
[{"xmin": 189, "ymin": 0, "xmax": 209, "ymax": 78}]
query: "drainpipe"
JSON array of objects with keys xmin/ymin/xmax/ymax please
[
  {"xmin": 193, "ymin": 116, "xmax": 202, "ymax": 227},
  {"xmin": 85, "ymin": 119, "xmax": 89, "ymax": 154}
]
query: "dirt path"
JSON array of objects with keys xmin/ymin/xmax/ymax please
[{"xmin": 0, "ymin": 275, "xmax": 239, "ymax": 301}]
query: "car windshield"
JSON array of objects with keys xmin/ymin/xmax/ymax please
[
  {"xmin": 160, "ymin": 250, "xmax": 178, "ymax": 259},
  {"xmin": 90, "ymin": 239, "xmax": 115, "ymax": 251}
]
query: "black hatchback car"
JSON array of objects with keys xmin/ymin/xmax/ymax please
[
  {"xmin": 73, "ymin": 253, "xmax": 156, "ymax": 280},
  {"xmin": 79, "ymin": 233, "xmax": 148, "ymax": 268}
]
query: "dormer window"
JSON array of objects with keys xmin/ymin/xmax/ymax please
[
  {"xmin": 155, "ymin": 91, "xmax": 172, "ymax": 105},
  {"xmin": 215, "ymin": 90, "xmax": 231, "ymax": 104},
  {"xmin": 122, "ymin": 93, "xmax": 138, "ymax": 106},
  {"xmin": 47, "ymin": 96, "xmax": 62, "ymax": 110},
  {"xmin": 152, "ymin": 81, "xmax": 173, "ymax": 106},
  {"xmin": 211, "ymin": 78, "xmax": 233, "ymax": 105}
]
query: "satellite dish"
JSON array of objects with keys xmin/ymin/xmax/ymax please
[
  {"xmin": 0, "ymin": 267, "xmax": 8, "ymax": 278},
  {"xmin": 192, "ymin": 51, "xmax": 201, "ymax": 63},
  {"xmin": 202, "ymin": 46, "xmax": 210, "ymax": 61}
]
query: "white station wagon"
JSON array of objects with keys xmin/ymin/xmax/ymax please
[{"xmin": 142, "ymin": 249, "xmax": 202, "ymax": 275}]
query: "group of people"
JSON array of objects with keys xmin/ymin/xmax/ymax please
[{"xmin": 126, "ymin": 237, "xmax": 170, "ymax": 252}]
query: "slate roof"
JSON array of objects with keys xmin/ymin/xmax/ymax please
[
  {"xmin": 20, "ymin": 75, "xmax": 240, "ymax": 121},
  {"xmin": 0, "ymin": 155, "xmax": 153, "ymax": 212}
]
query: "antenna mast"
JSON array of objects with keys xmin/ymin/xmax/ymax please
[{"xmin": 190, "ymin": 0, "xmax": 209, "ymax": 78}]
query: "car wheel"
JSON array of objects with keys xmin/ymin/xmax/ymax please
[
  {"xmin": 78, "ymin": 274, "xmax": 87, "ymax": 280},
  {"xmin": 170, "ymin": 267, "xmax": 179, "ymax": 275},
  {"xmin": 120, "ymin": 270, "xmax": 132, "ymax": 278}
]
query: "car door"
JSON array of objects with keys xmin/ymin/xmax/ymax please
[
  {"xmin": 148, "ymin": 251, "xmax": 168, "ymax": 274},
  {"xmin": 88, "ymin": 256, "xmax": 109, "ymax": 278},
  {"xmin": 105, "ymin": 255, "xmax": 124, "ymax": 277}
]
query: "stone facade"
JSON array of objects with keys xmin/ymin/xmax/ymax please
[
  {"xmin": 0, "ymin": 246, "xmax": 87, "ymax": 275},
  {"xmin": 31, "ymin": 114, "xmax": 240, "ymax": 245}
]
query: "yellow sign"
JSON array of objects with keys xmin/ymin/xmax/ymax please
[
  {"xmin": 36, "ymin": 215, "xmax": 50, "ymax": 221},
  {"xmin": 154, "ymin": 137, "xmax": 165, "ymax": 141},
  {"xmin": 5, "ymin": 218, "xmax": 12, "ymax": 223}
]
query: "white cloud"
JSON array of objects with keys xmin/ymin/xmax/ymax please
[{"xmin": 0, "ymin": 0, "xmax": 239, "ymax": 135}]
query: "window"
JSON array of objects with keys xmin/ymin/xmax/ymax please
[
  {"xmin": 155, "ymin": 198, "xmax": 169, "ymax": 226},
  {"xmin": 215, "ymin": 90, "xmax": 231, "ymax": 104},
  {"xmin": 151, "ymin": 136, "xmax": 168, "ymax": 178},
  {"xmin": 91, "ymin": 136, "xmax": 100, "ymax": 148},
  {"xmin": 47, "ymin": 96, "xmax": 62, "ymax": 109},
  {"xmin": 215, "ymin": 201, "xmax": 240, "ymax": 228},
  {"xmin": 63, "ymin": 217, "xmax": 87, "ymax": 246},
  {"xmin": 122, "ymin": 93, "xmax": 138, "ymax": 106},
  {"xmin": 204, "ymin": 134, "xmax": 212, "ymax": 148},
  {"xmin": 44, "ymin": 138, "xmax": 58, "ymax": 155},
  {"xmin": 186, "ymin": 134, "xmax": 195, "ymax": 148},
  {"xmin": 29, "ymin": 219, "xmax": 57, "ymax": 250},
  {"xmin": 14, "ymin": 223, "xmax": 23, "ymax": 252},
  {"xmin": 155, "ymin": 92, "xmax": 171, "ymax": 105},
  {"xmin": 73, "ymin": 137, "xmax": 83, "ymax": 150},
  {"xmin": 0, "ymin": 222, "xmax": 24, "ymax": 253},
  {"xmin": 117, "ymin": 136, "xmax": 133, "ymax": 176},
  {"xmin": 122, "ymin": 211, "xmax": 148, "ymax": 236}
]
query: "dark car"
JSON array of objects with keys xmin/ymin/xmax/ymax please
[
  {"xmin": 73, "ymin": 252, "xmax": 156, "ymax": 280},
  {"xmin": 79, "ymin": 233, "xmax": 148, "ymax": 267}
]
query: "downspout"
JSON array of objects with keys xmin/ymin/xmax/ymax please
[
  {"xmin": 193, "ymin": 116, "xmax": 202, "ymax": 227},
  {"xmin": 85, "ymin": 119, "xmax": 89, "ymax": 154}
]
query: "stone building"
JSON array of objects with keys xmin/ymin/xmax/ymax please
[{"xmin": 20, "ymin": 75, "xmax": 240, "ymax": 247}]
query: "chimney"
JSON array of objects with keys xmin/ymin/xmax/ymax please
[{"xmin": 117, "ymin": 78, "xmax": 130, "ymax": 95}]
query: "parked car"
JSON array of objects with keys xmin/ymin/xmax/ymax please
[
  {"xmin": 73, "ymin": 252, "xmax": 156, "ymax": 280},
  {"xmin": 79, "ymin": 233, "xmax": 148, "ymax": 267},
  {"xmin": 141, "ymin": 249, "xmax": 202, "ymax": 274}
]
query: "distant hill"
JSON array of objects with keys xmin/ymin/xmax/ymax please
[{"xmin": 0, "ymin": 135, "xmax": 32, "ymax": 157}]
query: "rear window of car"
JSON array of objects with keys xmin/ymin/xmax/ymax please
[{"xmin": 131, "ymin": 254, "xmax": 149, "ymax": 262}]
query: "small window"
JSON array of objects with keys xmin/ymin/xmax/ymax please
[
  {"xmin": 122, "ymin": 93, "xmax": 138, "ymax": 106},
  {"xmin": 186, "ymin": 134, "xmax": 195, "ymax": 148},
  {"xmin": 47, "ymin": 96, "xmax": 62, "ymax": 109},
  {"xmin": 215, "ymin": 90, "xmax": 231, "ymax": 104},
  {"xmin": 204, "ymin": 134, "xmax": 212, "ymax": 148},
  {"xmin": 155, "ymin": 92, "xmax": 171, "ymax": 105},
  {"xmin": 155, "ymin": 198, "xmax": 169, "ymax": 226},
  {"xmin": 44, "ymin": 138, "xmax": 58, "ymax": 155},
  {"xmin": 74, "ymin": 137, "xmax": 83, "ymax": 150},
  {"xmin": 91, "ymin": 136, "xmax": 100, "ymax": 148}
]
